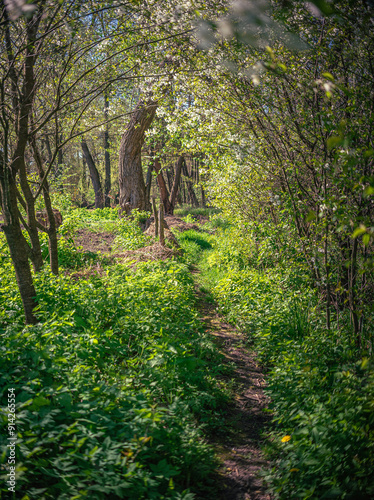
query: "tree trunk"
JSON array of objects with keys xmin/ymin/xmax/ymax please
[
  {"xmin": 0, "ymin": 8, "xmax": 41, "ymax": 324},
  {"xmin": 166, "ymin": 167, "xmax": 173, "ymax": 191},
  {"xmin": 170, "ymin": 155, "xmax": 183, "ymax": 211},
  {"xmin": 152, "ymin": 196, "xmax": 159, "ymax": 238},
  {"xmin": 159, "ymin": 203, "xmax": 165, "ymax": 246},
  {"xmin": 56, "ymin": 133, "xmax": 64, "ymax": 192},
  {"xmin": 182, "ymin": 159, "xmax": 199, "ymax": 207},
  {"xmin": 154, "ymin": 157, "xmax": 172, "ymax": 214},
  {"xmin": 0, "ymin": 177, "xmax": 37, "ymax": 324},
  {"xmin": 17, "ymin": 157, "xmax": 44, "ymax": 272},
  {"xmin": 145, "ymin": 163, "xmax": 153, "ymax": 210},
  {"xmin": 81, "ymin": 139, "xmax": 104, "ymax": 209},
  {"xmin": 104, "ymin": 94, "xmax": 111, "ymax": 207},
  {"xmin": 118, "ymin": 99, "xmax": 157, "ymax": 213},
  {"xmin": 31, "ymin": 137, "xmax": 59, "ymax": 275},
  {"xmin": 201, "ymin": 186, "xmax": 206, "ymax": 207}
]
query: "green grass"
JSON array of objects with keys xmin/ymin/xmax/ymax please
[
  {"xmin": 0, "ymin": 211, "xmax": 229, "ymax": 500},
  {"xmin": 3, "ymin": 206, "xmax": 373, "ymax": 499},
  {"xmin": 194, "ymin": 227, "xmax": 374, "ymax": 500}
]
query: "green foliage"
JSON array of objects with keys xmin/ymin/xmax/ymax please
[
  {"xmin": 181, "ymin": 214, "xmax": 197, "ymax": 224},
  {"xmin": 57, "ymin": 207, "xmax": 152, "ymax": 258},
  {"xmin": 114, "ymin": 210, "xmax": 152, "ymax": 251},
  {"xmin": 0, "ymin": 236, "xmax": 228, "ymax": 498},
  {"xmin": 173, "ymin": 229, "xmax": 214, "ymax": 267},
  {"xmin": 203, "ymin": 229, "xmax": 374, "ymax": 499}
]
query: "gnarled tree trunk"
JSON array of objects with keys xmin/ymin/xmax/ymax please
[
  {"xmin": 182, "ymin": 159, "xmax": 199, "ymax": 207},
  {"xmin": 154, "ymin": 155, "xmax": 183, "ymax": 215},
  {"xmin": 118, "ymin": 99, "xmax": 157, "ymax": 213},
  {"xmin": 1, "ymin": 176, "xmax": 38, "ymax": 325},
  {"xmin": 170, "ymin": 155, "xmax": 183, "ymax": 212}
]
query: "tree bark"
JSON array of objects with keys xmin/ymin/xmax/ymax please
[
  {"xmin": 152, "ymin": 196, "xmax": 158, "ymax": 238},
  {"xmin": 154, "ymin": 157, "xmax": 172, "ymax": 214},
  {"xmin": 118, "ymin": 99, "xmax": 158, "ymax": 213},
  {"xmin": 170, "ymin": 155, "xmax": 183, "ymax": 211},
  {"xmin": 201, "ymin": 186, "xmax": 206, "ymax": 207},
  {"xmin": 0, "ymin": 7, "xmax": 42, "ymax": 324},
  {"xmin": 104, "ymin": 93, "xmax": 111, "ymax": 207},
  {"xmin": 182, "ymin": 159, "xmax": 199, "ymax": 207},
  {"xmin": 0, "ymin": 177, "xmax": 37, "ymax": 324},
  {"xmin": 81, "ymin": 139, "xmax": 104, "ymax": 209},
  {"xmin": 159, "ymin": 203, "xmax": 165, "ymax": 246},
  {"xmin": 145, "ymin": 163, "xmax": 153, "ymax": 209},
  {"xmin": 31, "ymin": 137, "xmax": 59, "ymax": 275}
]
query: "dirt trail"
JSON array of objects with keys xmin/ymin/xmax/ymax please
[
  {"xmin": 70, "ymin": 215, "xmax": 272, "ymax": 499},
  {"xmin": 196, "ymin": 288, "xmax": 272, "ymax": 500}
]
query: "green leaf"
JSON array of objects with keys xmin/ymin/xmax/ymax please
[
  {"xmin": 322, "ymin": 72, "xmax": 334, "ymax": 81},
  {"xmin": 56, "ymin": 393, "xmax": 72, "ymax": 409},
  {"xmin": 31, "ymin": 396, "xmax": 50, "ymax": 409},
  {"xmin": 306, "ymin": 211, "xmax": 316, "ymax": 222},
  {"xmin": 363, "ymin": 233, "xmax": 370, "ymax": 246},
  {"xmin": 352, "ymin": 225, "xmax": 366, "ymax": 238},
  {"xmin": 364, "ymin": 185, "xmax": 374, "ymax": 196},
  {"xmin": 327, "ymin": 135, "xmax": 343, "ymax": 149}
]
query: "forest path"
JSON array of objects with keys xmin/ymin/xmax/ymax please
[{"xmin": 193, "ymin": 281, "xmax": 272, "ymax": 500}]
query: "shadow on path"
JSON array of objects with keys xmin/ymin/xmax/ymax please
[{"xmin": 195, "ymin": 286, "xmax": 272, "ymax": 500}]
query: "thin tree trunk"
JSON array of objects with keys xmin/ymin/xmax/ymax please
[
  {"xmin": 103, "ymin": 93, "xmax": 111, "ymax": 207},
  {"xmin": 201, "ymin": 186, "xmax": 206, "ymax": 207},
  {"xmin": 118, "ymin": 99, "xmax": 157, "ymax": 213},
  {"xmin": 350, "ymin": 237, "xmax": 360, "ymax": 348},
  {"xmin": 81, "ymin": 139, "xmax": 104, "ymax": 209},
  {"xmin": 31, "ymin": 137, "xmax": 59, "ymax": 275},
  {"xmin": 159, "ymin": 203, "xmax": 165, "ymax": 246},
  {"xmin": 152, "ymin": 196, "xmax": 158, "ymax": 238},
  {"xmin": 154, "ymin": 157, "xmax": 172, "ymax": 214},
  {"xmin": 166, "ymin": 167, "xmax": 173, "ymax": 191},
  {"xmin": 182, "ymin": 159, "xmax": 199, "ymax": 207},
  {"xmin": 324, "ymin": 172, "xmax": 331, "ymax": 330},
  {"xmin": 170, "ymin": 155, "xmax": 183, "ymax": 212},
  {"xmin": 0, "ymin": 8, "xmax": 41, "ymax": 324},
  {"xmin": 56, "ymin": 133, "xmax": 64, "ymax": 191},
  {"xmin": 17, "ymin": 157, "xmax": 44, "ymax": 272},
  {"xmin": 145, "ymin": 163, "xmax": 153, "ymax": 210}
]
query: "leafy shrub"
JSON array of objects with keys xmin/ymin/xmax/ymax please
[{"xmin": 174, "ymin": 207, "xmax": 220, "ymax": 218}]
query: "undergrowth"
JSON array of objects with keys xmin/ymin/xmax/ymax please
[
  {"xmin": 177, "ymin": 220, "xmax": 374, "ymax": 500},
  {"xmin": 0, "ymin": 210, "xmax": 229, "ymax": 500}
]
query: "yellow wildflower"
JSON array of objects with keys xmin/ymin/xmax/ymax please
[{"xmin": 281, "ymin": 435, "xmax": 291, "ymax": 442}]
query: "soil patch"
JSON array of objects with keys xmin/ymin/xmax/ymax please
[
  {"xmin": 73, "ymin": 228, "xmax": 116, "ymax": 254},
  {"xmin": 114, "ymin": 242, "xmax": 180, "ymax": 265},
  {"xmin": 146, "ymin": 215, "xmax": 201, "ymax": 236},
  {"xmin": 197, "ymin": 288, "xmax": 271, "ymax": 500}
]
